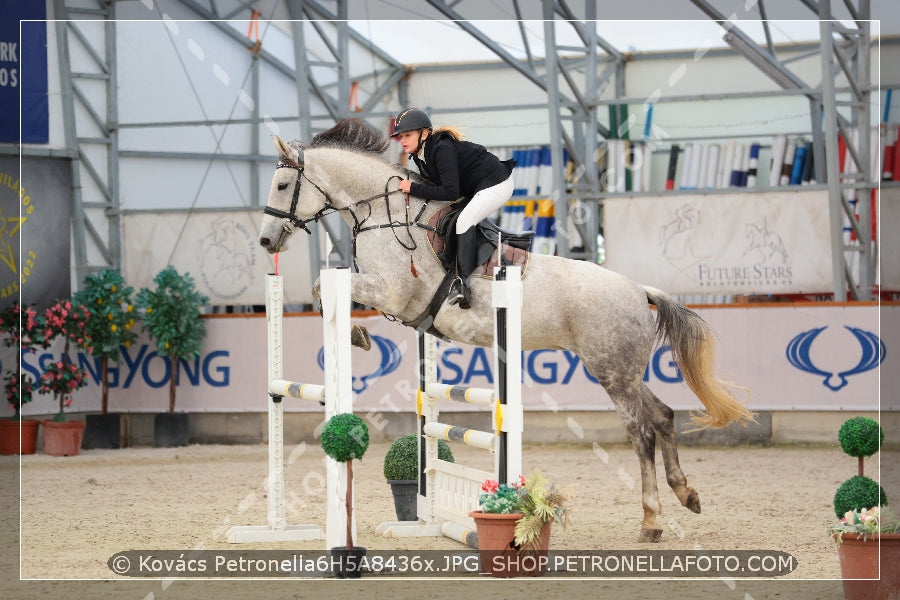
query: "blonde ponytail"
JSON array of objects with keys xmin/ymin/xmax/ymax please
[{"xmin": 433, "ymin": 125, "xmax": 466, "ymax": 141}]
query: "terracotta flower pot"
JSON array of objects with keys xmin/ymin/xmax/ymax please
[
  {"xmin": 0, "ymin": 419, "xmax": 40, "ymax": 455},
  {"xmin": 836, "ymin": 532, "xmax": 900, "ymax": 600},
  {"xmin": 469, "ymin": 511, "xmax": 551, "ymax": 578},
  {"xmin": 41, "ymin": 420, "xmax": 86, "ymax": 457}
]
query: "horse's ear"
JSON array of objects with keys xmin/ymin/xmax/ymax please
[{"xmin": 273, "ymin": 136, "xmax": 296, "ymax": 162}]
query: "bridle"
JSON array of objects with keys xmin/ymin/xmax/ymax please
[
  {"xmin": 262, "ymin": 149, "xmax": 431, "ymax": 262},
  {"xmin": 262, "ymin": 150, "xmax": 322, "ymax": 248}
]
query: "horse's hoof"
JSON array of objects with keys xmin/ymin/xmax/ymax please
[
  {"xmin": 683, "ymin": 487, "xmax": 701, "ymax": 514},
  {"xmin": 638, "ymin": 528, "xmax": 663, "ymax": 543},
  {"xmin": 351, "ymin": 325, "xmax": 371, "ymax": 351}
]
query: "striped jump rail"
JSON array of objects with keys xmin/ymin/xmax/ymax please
[
  {"xmin": 422, "ymin": 421, "xmax": 495, "ymax": 452},
  {"xmin": 425, "ymin": 383, "xmax": 495, "ymax": 406},
  {"xmin": 269, "ymin": 379, "xmax": 325, "ymax": 404}
]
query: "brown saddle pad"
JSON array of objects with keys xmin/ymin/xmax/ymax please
[{"xmin": 425, "ymin": 205, "xmax": 529, "ymax": 279}]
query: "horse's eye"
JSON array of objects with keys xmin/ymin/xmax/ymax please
[{"xmin": 277, "ymin": 182, "xmax": 289, "ymax": 191}]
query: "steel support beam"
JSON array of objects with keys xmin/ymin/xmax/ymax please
[
  {"xmin": 286, "ymin": 0, "xmax": 322, "ymax": 279},
  {"xmin": 818, "ymin": 0, "xmax": 874, "ymax": 300},
  {"xmin": 543, "ymin": 0, "xmax": 616, "ymax": 260},
  {"xmin": 54, "ymin": 0, "xmax": 121, "ymax": 289}
]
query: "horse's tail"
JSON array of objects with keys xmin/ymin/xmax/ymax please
[{"xmin": 644, "ymin": 286, "xmax": 755, "ymax": 430}]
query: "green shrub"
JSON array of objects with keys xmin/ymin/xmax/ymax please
[
  {"xmin": 321, "ymin": 413, "xmax": 369, "ymax": 462},
  {"xmin": 834, "ymin": 475, "xmax": 887, "ymax": 518},
  {"xmin": 837, "ymin": 416, "xmax": 883, "ymax": 458},
  {"xmin": 383, "ymin": 433, "xmax": 454, "ymax": 481}
]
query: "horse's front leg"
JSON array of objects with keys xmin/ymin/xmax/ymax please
[{"xmin": 311, "ymin": 275, "xmax": 372, "ymax": 351}]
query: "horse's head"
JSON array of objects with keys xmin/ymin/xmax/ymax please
[{"xmin": 258, "ymin": 136, "xmax": 326, "ymax": 254}]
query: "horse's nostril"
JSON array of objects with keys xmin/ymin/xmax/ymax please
[{"xmin": 260, "ymin": 237, "xmax": 270, "ymax": 247}]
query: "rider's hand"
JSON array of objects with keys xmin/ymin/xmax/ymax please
[{"xmin": 398, "ymin": 179, "xmax": 412, "ymax": 193}]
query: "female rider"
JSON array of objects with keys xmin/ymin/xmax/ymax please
[{"xmin": 393, "ymin": 108, "xmax": 515, "ymax": 309}]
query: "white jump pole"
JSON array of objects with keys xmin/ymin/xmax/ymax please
[
  {"xmin": 320, "ymin": 267, "xmax": 356, "ymax": 550},
  {"xmin": 227, "ymin": 268, "xmax": 355, "ymax": 547}
]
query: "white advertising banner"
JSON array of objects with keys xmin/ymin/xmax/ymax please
[
  {"xmin": 881, "ymin": 186, "xmax": 900, "ymax": 290},
  {"xmin": 122, "ymin": 210, "xmax": 315, "ymax": 306},
  {"xmin": 5, "ymin": 303, "xmax": 891, "ymax": 418},
  {"xmin": 604, "ymin": 190, "xmax": 833, "ymax": 295}
]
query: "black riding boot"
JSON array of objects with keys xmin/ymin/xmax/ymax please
[{"xmin": 448, "ymin": 228, "xmax": 479, "ymax": 309}]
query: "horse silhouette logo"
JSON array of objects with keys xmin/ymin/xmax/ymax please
[
  {"xmin": 199, "ymin": 217, "xmax": 255, "ymax": 299},
  {"xmin": 317, "ymin": 334, "xmax": 402, "ymax": 394},
  {"xmin": 659, "ymin": 204, "xmax": 701, "ymax": 256},
  {"xmin": 786, "ymin": 326, "xmax": 884, "ymax": 391},
  {"xmin": 744, "ymin": 217, "xmax": 788, "ymax": 265}
]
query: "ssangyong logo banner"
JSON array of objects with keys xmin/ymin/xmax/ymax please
[
  {"xmin": 786, "ymin": 326, "xmax": 884, "ymax": 392},
  {"xmin": 1, "ymin": 303, "xmax": 890, "ymax": 417}
]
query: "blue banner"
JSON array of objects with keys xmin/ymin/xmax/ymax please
[{"xmin": 0, "ymin": 2, "xmax": 48, "ymax": 144}]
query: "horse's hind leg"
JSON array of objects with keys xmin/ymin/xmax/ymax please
[
  {"xmin": 607, "ymin": 388, "xmax": 665, "ymax": 543},
  {"xmin": 642, "ymin": 385, "xmax": 701, "ymax": 514}
]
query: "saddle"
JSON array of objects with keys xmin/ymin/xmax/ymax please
[
  {"xmin": 404, "ymin": 203, "xmax": 532, "ymax": 339},
  {"xmin": 424, "ymin": 204, "xmax": 532, "ymax": 277}
]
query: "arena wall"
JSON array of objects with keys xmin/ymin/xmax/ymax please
[{"xmin": 7, "ymin": 303, "xmax": 895, "ymax": 447}]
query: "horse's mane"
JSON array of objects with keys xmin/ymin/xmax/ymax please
[
  {"xmin": 293, "ymin": 117, "xmax": 424, "ymax": 184},
  {"xmin": 309, "ymin": 118, "xmax": 390, "ymax": 156}
]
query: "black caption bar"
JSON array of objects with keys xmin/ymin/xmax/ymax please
[{"xmin": 108, "ymin": 550, "xmax": 797, "ymax": 578}]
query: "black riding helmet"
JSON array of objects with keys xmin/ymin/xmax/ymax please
[
  {"xmin": 392, "ymin": 108, "xmax": 432, "ymax": 157},
  {"xmin": 391, "ymin": 108, "xmax": 432, "ymax": 136}
]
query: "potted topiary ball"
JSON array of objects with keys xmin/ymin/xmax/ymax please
[
  {"xmin": 833, "ymin": 416, "xmax": 886, "ymax": 517},
  {"xmin": 320, "ymin": 412, "xmax": 369, "ymax": 578},
  {"xmin": 829, "ymin": 416, "xmax": 899, "ymax": 600},
  {"xmin": 383, "ymin": 433, "xmax": 454, "ymax": 522}
]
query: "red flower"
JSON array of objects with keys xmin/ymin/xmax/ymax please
[{"xmin": 481, "ymin": 479, "xmax": 500, "ymax": 493}]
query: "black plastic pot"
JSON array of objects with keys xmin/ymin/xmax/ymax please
[
  {"xmin": 154, "ymin": 412, "xmax": 189, "ymax": 447},
  {"xmin": 387, "ymin": 480, "xmax": 418, "ymax": 521},
  {"xmin": 330, "ymin": 546, "xmax": 367, "ymax": 579},
  {"xmin": 82, "ymin": 413, "xmax": 122, "ymax": 449}
]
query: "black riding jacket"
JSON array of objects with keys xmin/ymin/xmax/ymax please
[{"xmin": 409, "ymin": 131, "xmax": 515, "ymax": 202}]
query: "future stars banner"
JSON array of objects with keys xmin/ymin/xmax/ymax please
[
  {"xmin": 604, "ymin": 189, "xmax": 834, "ymax": 295},
  {"xmin": 0, "ymin": 156, "xmax": 72, "ymax": 311}
]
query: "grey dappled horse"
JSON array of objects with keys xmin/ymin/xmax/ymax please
[{"xmin": 258, "ymin": 118, "xmax": 753, "ymax": 542}]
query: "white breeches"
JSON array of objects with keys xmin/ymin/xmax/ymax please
[{"xmin": 454, "ymin": 175, "xmax": 515, "ymax": 234}]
